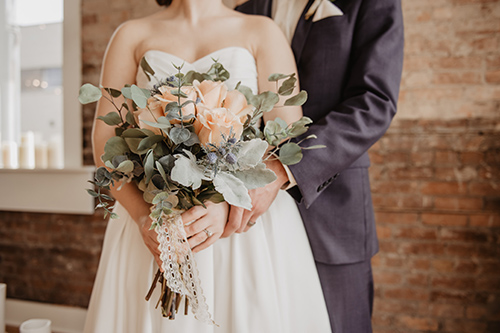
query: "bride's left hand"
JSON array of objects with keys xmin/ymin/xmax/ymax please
[{"xmin": 181, "ymin": 201, "xmax": 229, "ymax": 253}]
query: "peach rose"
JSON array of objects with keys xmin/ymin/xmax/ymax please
[
  {"xmin": 195, "ymin": 106, "xmax": 243, "ymax": 146},
  {"xmin": 194, "ymin": 80, "xmax": 228, "ymax": 109},
  {"xmin": 155, "ymin": 85, "xmax": 197, "ymax": 119},
  {"xmin": 134, "ymin": 98, "xmax": 164, "ymax": 134},
  {"xmin": 223, "ymin": 90, "xmax": 254, "ymax": 123}
]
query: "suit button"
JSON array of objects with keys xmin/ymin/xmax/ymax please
[
  {"xmin": 333, "ymin": 173, "xmax": 339, "ymax": 180},
  {"xmin": 317, "ymin": 184, "xmax": 325, "ymax": 192}
]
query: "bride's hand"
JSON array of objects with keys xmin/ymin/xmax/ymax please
[
  {"xmin": 181, "ymin": 201, "xmax": 229, "ymax": 253},
  {"xmin": 137, "ymin": 214, "xmax": 163, "ymax": 270}
]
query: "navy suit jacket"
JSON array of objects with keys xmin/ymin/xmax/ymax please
[{"xmin": 237, "ymin": 0, "xmax": 404, "ymax": 264}]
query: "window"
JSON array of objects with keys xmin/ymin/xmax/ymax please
[{"xmin": 0, "ymin": 0, "xmax": 94, "ymax": 214}]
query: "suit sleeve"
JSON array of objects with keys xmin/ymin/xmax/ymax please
[{"xmin": 288, "ymin": 0, "xmax": 405, "ymax": 208}]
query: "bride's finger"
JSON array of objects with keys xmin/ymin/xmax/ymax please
[
  {"xmin": 181, "ymin": 205, "xmax": 206, "ymax": 225},
  {"xmin": 187, "ymin": 230, "xmax": 209, "ymax": 249},
  {"xmin": 192, "ymin": 232, "xmax": 220, "ymax": 253},
  {"xmin": 184, "ymin": 216, "xmax": 211, "ymax": 238}
]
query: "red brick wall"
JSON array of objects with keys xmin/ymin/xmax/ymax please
[
  {"xmin": 370, "ymin": 119, "xmax": 500, "ymax": 332},
  {"xmin": 0, "ymin": 0, "xmax": 499, "ymax": 332}
]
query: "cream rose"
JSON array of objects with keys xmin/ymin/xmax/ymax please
[
  {"xmin": 195, "ymin": 106, "xmax": 243, "ymax": 146},
  {"xmin": 223, "ymin": 90, "xmax": 254, "ymax": 123},
  {"xmin": 194, "ymin": 80, "xmax": 228, "ymax": 109}
]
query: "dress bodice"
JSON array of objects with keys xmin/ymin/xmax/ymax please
[{"xmin": 135, "ymin": 46, "xmax": 258, "ymax": 93}]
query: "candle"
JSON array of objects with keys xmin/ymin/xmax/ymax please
[
  {"xmin": 19, "ymin": 131, "xmax": 35, "ymax": 169},
  {"xmin": 2, "ymin": 141, "xmax": 19, "ymax": 169},
  {"xmin": 35, "ymin": 141, "xmax": 49, "ymax": 169},
  {"xmin": 47, "ymin": 136, "xmax": 63, "ymax": 169},
  {"xmin": 0, "ymin": 283, "xmax": 5, "ymax": 333}
]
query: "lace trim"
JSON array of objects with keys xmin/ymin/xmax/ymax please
[{"xmin": 155, "ymin": 210, "xmax": 215, "ymax": 325}]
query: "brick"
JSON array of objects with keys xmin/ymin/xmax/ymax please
[
  {"xmin": 406, "ymin": 272, "xmax": 429, "ymax": 287},
  {"xmin": 469, "ymin": 182, "xmax": 500, "ymax": 196},
  {"xmin": 434, "ymin": 197, "xmax": 483, "ymax": 211},
  {"xmin": 475, "ymin": 277, "xmax": 500, "ymax": 291},
  {"xmin": 439, "ymin": 229, "xmax": 489, "ymax": 242},
  {"xmin": 431, "ymin": 259, "xmax": 456, "ymax": 273},
  {"xmin": 431, "ymin": 276, "xmax": 475, "ymax": 289},
  {"xmin": 435, "ymin": 151, "xmax": 460, "ymax": 165},
  {"xmin": 393, "ymin": 167, "xmax": 434, "ymax": 179},
  {"xmin": 410, "ymin": 151, "xmax": 434, "ymax": 166},
  {"xmin": 384, "ymin": 287, "xmax": 430, "ymax": 301},
  {"xmin": 396, "ymin": 315, "xmax": 439, "ymax": 331},
  {"xmin": 469, "ymin": 214, "xmax": 500, "ymax": 227},
  {"xmin": 375, "ymin": 212, "xmax": 420, "ymax": 225},
  {"xmin": 377, "ymin": 225, "xmax": 392, "ymax": 239},
  {"xmin": 422, "ymin": 213, "xmax": 468, "ymax": 226},
  {"xmin": 400, "ymin": 242, "xmax": 446, "ymax": 256},
  {"xmin": 393, "ymin": 227, "xmax": 438, "ymax": 240},
  {"xmin": 485, "ymin": 69, "xmax": 500, "ymax": 83},
  {"xmin": 374, "ymin": 271, "xmax": 403, "ymax": 285},
  {"xmin": 435, "ymin": 166, "xmax": 478, "ymax": 182},
  {"xmin": 442, "ymin": 319, "xmax": 488, "ymax": 333},
  {"xmin": 411, "ymin": 258, "xmax": 432, "ymax": 270},
  {"xmin": 421, "ymin": 182, "xmax": 468, "ymax": 195},
  {"xmin": 460, "ymin": 152, "xmax": 484, "ymax": 165},
  {"xmin": 466, "ymin": 305, "xmax": 489, "ymax": 320},
  {"xmin": 429, "ymin": 303, "xmax": 466, "ymax": 318},
  {"xmin": 432, "ymin": 72, "xmax": 482, "ymax": 85}
]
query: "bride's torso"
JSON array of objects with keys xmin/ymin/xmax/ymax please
[{"xmin": 135, "ymin": 46, "xmax": 258, "ymax": 93}]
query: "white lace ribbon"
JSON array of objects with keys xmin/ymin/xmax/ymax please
[{"xmin": 155, "ymin": 210, "xmax": 215, "ymax": 325}]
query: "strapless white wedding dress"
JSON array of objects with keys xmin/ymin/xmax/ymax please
[{"xmin": 83, "ymin": 47, "xmax": 331, "ymax": 333}]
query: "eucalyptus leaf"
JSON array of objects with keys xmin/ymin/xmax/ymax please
[
  {"xmin": 268, "ymin": 73, "xmax": 290, "ymax": 82},
  {"xmin": 141, "ymin": 119, "xmax": 171, "ymax": 131},
  {"xmin": 121, "ymin": 87, "xmax": 132, "ymax": 99},
  {"xmin": 125, "ymin": 110, "xmax": 137, "ymax": 126},
  {"xmin": 284, "ymin": 90, "xmax": 308, "ymax": 106},
  {"xmin": 144, "ymin": 149, "xmax": 155, "ymax": 184},
  {"xmin": 78, "ymin": 83, "xmax": 102, "ymax": 104},
  {"xmin": 138, "ymin": 135, "xmax": 164, "ymax": 151},
  {"xmin": 102, "ymin": 136, "xmax": 130, "ymax": 163},
  {"xmin": 131, "ymin": 85, "xmax": 149, "ymax": 108},
  {"xmin": 169, "ymin": 127, "xmax": 191, "ymax": 145},
  {"xmin": 140, "ymin": 57, "xmax": 156, "ymax": 80},
  {"xmin": 170, "ymin": 89, "xmax": 188, "ymax": 98},
  {"xmin": 253, "ymin": 91, "xmax": 280, "ymax": 113},
  {"xmin": 156, "ymin": 161, "xmax": 168, "ymax": 183},
  {"xmin": 97, "ymin": 112, "xmax": 122, "ymax": 126},
  {"xmin": 183, "ymin": 131, "xmax": 200, "ymax": 146},
  {"xmin": 213, "ymin": 172, "xmax": 252, "ymax": 210},
  {"xmin": 86, "ymin": 189, "xmax": 99, "ymax": 197},
  {"xmin": 116, "ymin": 160, "xmax": 134, "ymax": 173},
  {"xmin": 278, "ymin": 75, "xmax": 296, "ymax": 96},
  {"xmin": 104, "ymin": 87, "xmax": 122, "ymax": 98},
  {"xmin": 279, "ymin": 142, "xmax": 303, "ymax": 165},
  {"xmin": 302, "ymin": 145, "xmax": 327, "ymax": 150},
  {"xmin": 124, "ymin": 137, "xmax": 148, "ymax": 155}
]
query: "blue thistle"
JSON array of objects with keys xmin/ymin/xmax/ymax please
[{"xmin": 225, "ymin": 153, "xmax": 237, "ymax": 165}]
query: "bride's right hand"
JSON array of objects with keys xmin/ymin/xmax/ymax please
[{"xmin": 137, "ymin": 214, "xmax": 163, "ymax": 270}]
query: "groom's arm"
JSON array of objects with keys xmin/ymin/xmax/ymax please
[{"xmin": 288, "ymin": 0, "xmax": 404, "ymax": 208}]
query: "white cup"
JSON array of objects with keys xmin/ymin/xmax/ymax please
[{"xmin": 19, "ymin": 319, "xmax": 52, "ymax": 333}]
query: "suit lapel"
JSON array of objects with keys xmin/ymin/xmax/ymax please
[{"xmin": 291, "ymin": 0, "xmax": 315, "ymax": 63}]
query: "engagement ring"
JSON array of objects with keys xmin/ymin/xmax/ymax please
[
  {"xmin": 247, "ymin": 221, "xmax": 256, "ymax": 227},
  {"xmin": 203, "ymin": 229, "xmax": 213, "ymax": 237}
]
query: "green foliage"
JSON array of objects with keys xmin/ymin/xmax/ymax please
[
  {"xmin": 97, "ymin": 112, "xmax": 122, "ymax": 126},
  {"xmin": 284, "ymin": 90, "xmax": 308, "ymax": 106},
  {"xmin": 279, "ymin": 142, "xmax": 303, "ymax": 165},
  {"xmin": 78, "ymin": 83, "xmax": 102, "ymax": 104}
]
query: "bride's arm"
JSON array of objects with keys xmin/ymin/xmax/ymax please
[
  {"xmin": 223, "ymin": 17, "xmax": 301, "ymax": 237},
  {"xmin": 92, "ymin": 21, "xmax": 163, "ymax": 266}
]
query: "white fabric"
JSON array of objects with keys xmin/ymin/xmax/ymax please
[{"xmin": 83, "ymin": 47, "xmax": 331, "ymax": 333}]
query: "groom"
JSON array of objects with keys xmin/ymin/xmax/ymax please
[{"xmin": 224, "ymin": 0, "xmax": 404, "ymax": 331}]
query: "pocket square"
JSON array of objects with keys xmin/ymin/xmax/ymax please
[{"xmin": 305, "ymin": 0, "xmax": 344, "ymax": 22}]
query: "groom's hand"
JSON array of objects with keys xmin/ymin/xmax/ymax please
[{"xmin": 222, "ymin": 158, "xmax": 289, "ymax": 237}]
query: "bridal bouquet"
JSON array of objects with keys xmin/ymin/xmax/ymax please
[{"xmin": 79, "ymin": 59, "xmax": 322, "ymax": 324}]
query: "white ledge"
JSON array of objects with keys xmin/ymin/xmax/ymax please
[{"xmin": 0, "ymin": 166, "xmax": 95, "ymax": 214}]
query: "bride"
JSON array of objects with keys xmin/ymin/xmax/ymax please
[{"xmin": 84, "ymin": 0, "xmax": 331, "ymax": 332}]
